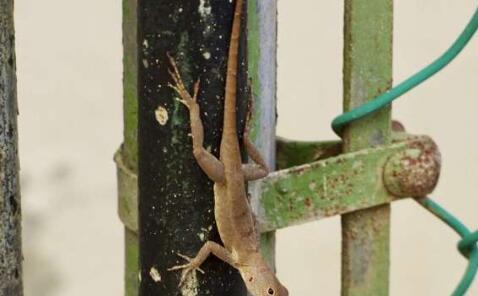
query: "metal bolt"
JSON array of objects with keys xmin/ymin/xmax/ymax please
[{"xmin": 384, "ymin": 135, "xmax": 441, "ymax": 198}]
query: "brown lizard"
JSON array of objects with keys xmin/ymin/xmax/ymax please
[{"xmin": 167, "ymin": 0, "xmax": 288, "ymax": 295}]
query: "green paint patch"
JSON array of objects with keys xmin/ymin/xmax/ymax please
[{"xmin": 256, "ymin": 139, "xmax": 413, "ymax": 232}]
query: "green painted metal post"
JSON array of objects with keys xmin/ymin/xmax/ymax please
[
  {"xmin": 341, "ymin": 0, "xmax": 393, "ymax": 295},
  {"xmin": 119, "ymin": 0, "xmax": 139, "ymax": 294}
]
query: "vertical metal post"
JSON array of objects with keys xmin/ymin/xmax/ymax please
[
  {"xmin": 120, "ymin": 0, "xmax": 139, "ymax": 295},
  {"xmin": 0, "ymin": 1, "xmax": 22, "ymax": 295},
  {"xmin": 119, "ymin": 1, "xmax": 277, "ymax": 294},
  {"xmin": 137, "ymin": 1, "xmax": 248, "ymax": 294},
  {"xmin": 341, "ymin": 1, "xmax": 393, "ymax": 295},
  {"xmin": 247, "ymin": 0, "xmax": 278, "ymax": 271}
]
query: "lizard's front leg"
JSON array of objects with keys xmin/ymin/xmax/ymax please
[
  {"xmin": 168, "ymin": 54, "xmax": 225, "ymax": 183},
  {"xmin": 169, "ymin": 241, "xmax": 236, "ymax": 285}
]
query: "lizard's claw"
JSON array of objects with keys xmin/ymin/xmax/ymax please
[
  {"xmin": 168, "ymin": 253, "xmax": 205, "ymax": 287},
  {"xmin": 174, "ymin": 96, "xmax": 190, "ymax": 107},
  {"xmin": 167, "ymin": 54, "xmax": 200, "ymax": 109}
]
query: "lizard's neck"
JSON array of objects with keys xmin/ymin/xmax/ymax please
[{"xmin": 222, "ymin": 0, "xmax": 243, "ymax": 138}]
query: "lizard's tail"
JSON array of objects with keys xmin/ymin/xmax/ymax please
[{"xmin": 223, "ymin": 0, "xmax": 243, "ymax": 134}]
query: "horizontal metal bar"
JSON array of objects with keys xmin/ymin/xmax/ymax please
[
  {"xmin": 115, "ymin": 133, "xmax": 440, "ymax": 234},
  {"xmin": 255, "ymin": 134, "xmax": 439, "ymax": 232}
]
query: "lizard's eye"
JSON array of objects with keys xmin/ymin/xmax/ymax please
[
  {"xmin": 248, "ymin": 277, "xmax": 254, "ymax": 282},
  {"xmin": 267, "ymin": 288, "xmax": 275, "ymax": 295}
]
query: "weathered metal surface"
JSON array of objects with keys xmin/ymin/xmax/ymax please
[
  {"xmin": 119, "ymin": 2, "xmax": 278, "ymax": 293},
  {"xmin": 247, "ymin": 0, "xmax": 278, "ymax": 275},
  {"xmin": 115, "ymin": 149, "xmax": 138, "ymax": 233},
  {"xmin": 384, "ymin": 134, "xmax": 441, "ymax": 198},
  {"xmin": 125, "ymin": 229, "xmax": 139, "ymax": 296},
  {"xmin": 138, "ymin": 1, "xmax": 249, "ymax": 294},
  {"xmin": 122, "ymin": 0, "xmax": 138, "ymax": 172},
  {"xmin": 341, "ymin": 0, "xmax": 393, "ymax": 295},
  {"xmin": 120, "ymin": 0, "xmax": 140, "ymax": 294},
  {"xmin": 116, "ymin": 133, "xmax": 441, "ymax": 235},
  {"xmin": 0, "ymin": 1, "xmax": 22, "ymax": 294},
  {"xmin": 256, "ymin": 136, "xmax": 435, "ymax": 233}
]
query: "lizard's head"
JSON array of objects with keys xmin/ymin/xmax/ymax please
[{"xmin": 240, "ymin": 259, "xmax": 289, "ymax": 296}]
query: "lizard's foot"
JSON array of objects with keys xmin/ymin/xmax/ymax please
[
  {"xmin": 167, "ymin": 53, "xmax": 200, "ymax": 109},
  {"xmin": 168, "ymin": 253, "xmax": 205, "ymax": 286}
]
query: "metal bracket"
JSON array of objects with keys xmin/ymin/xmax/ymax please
[
  {"xmin": 115, "ymin": 132, "xmax": 441, "ymax": 234},
  {"xmin": 255, "ymin": 133, "xmax": 440, "ymax": 232},
  {"xmin": 114, "ymin": 148, "xmax": 138, "ymax": 233}
]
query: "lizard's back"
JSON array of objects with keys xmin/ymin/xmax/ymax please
[{"xmin": 214, "ymin": 169, "xmax": 259, "ymax": 261}]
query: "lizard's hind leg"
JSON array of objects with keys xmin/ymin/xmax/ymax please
[{"xmin": 168, "ymin": 54, "xmax": 225, "ymax": 183}]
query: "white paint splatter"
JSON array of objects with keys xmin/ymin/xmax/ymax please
[
  {"xmin": 202, "ymin": 51, "xmax": 211, "ymax": 60},
  {"xmin": 155, "ymin": 106, "xmax": 169, "ymax": 125},
  {"xmin": 149, "ymin": 267, "xmax": 162, "ymax": 283},
  {"xmin": 198, "ymin": 0, "xmax": 212, "ymax": 17},
  {"xmin": 180, "ymin": 270, "xmax": 199, "ymax": 296}
]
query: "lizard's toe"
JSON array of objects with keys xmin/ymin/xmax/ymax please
[
  {"xmin": 168, "ymin": 253, "xmax": 205, "ymax": 274},
  {"xmin": 176, "ymin": 253, "xmax": 193, "ymax": 262}
]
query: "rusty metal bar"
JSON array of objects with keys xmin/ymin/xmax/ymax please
[
  {"xmin": 341, "ymin": 0, "xmax": 393, "ymax": 295},
  {"xmin": 256, "ymin": 134, "xmax": 440, "ymax": 233}
]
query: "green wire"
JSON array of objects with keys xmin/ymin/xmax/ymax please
[
  {"xmin": 330, "ymin": 5, "xmax": 478, "ymax": 295},
  {"xmin": 417, "ymin": 198, "xmax": 478, "ymax": 296},
  {"xmin": 332, "ymin": 7, "xmax": 478, "ymax": 135},
  {"xmin": 459, "ymin": 230, "xmax": 478, "ymax": 256}
]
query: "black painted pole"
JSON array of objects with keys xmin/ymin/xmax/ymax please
[
  {"xmin": 0, "ymin": 1, "xmax": 22, "ymax": 295},
  {"xmin": 138, "ymin": 1, "xmax": 249, "ymax": 294}
]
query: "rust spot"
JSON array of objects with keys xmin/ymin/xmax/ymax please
[
  {"xmin": 384, "ymin": 136, "xmax": 441, "ymax": 197},
  {"xmin": 304, "ymin": 197, "xmax": 312, "ymax": 207}
]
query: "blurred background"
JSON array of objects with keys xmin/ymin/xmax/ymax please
[{"xmin": 13, "ymin": 0, "xmax": 477, "ymax": 295}]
